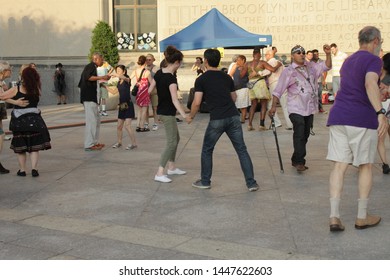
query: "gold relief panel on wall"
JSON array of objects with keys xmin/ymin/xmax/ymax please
[{"xmin": 160, "ymin": 0, "xmax": 390, "ymax": 53}]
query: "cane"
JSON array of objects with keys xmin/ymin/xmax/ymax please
[{"xmin": 271, "ymin": 116, "xmax": 284, "ymax": 173}]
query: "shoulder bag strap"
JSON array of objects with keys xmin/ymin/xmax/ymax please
[{"xmin": 138, "ymin": 68, "xmax": 146, "ymax": 82}]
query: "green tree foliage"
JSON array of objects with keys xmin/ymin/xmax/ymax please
[{"xmin": 89, "ymin": 21, "xmax": 119, "ymax": 66}]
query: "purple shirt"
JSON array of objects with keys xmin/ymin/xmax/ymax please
[
  {"xmin": 327, "ymin": 50, "xmax": 382, "ymax": 129},
  {"xmin": 273, "ymin": 60, "xmax": 330, "ymax": 116}
]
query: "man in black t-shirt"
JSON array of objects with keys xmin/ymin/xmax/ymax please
[
  {"xmin": 188, "ymin": 49, "xmax": 259, "ymax": 192},
  {"xmin": 78, "ymin": 52, "xmax": 110, "ymax": 151}
]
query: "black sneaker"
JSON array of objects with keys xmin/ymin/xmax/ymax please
[
  {"xmin": 383, "ymin": 163, "xmax": 390, "ymax": 174},
  {"xmin": 248, "ymin": 183, "xmax": 259, "ymax": 192},
  {"xmin": 192, "ymin": 179, "xmax": 211, "ymax": 189}
]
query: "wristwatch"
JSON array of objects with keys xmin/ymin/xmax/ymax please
[{"xmin": 376, "ymin": 108, "xmax": 386, "ymax": 115}]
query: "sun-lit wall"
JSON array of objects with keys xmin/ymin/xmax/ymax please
[
  {"xmin": 158, "ymin": 0, "xmax": 390, "ymax": 54},
  {"xmin": 1, "ymin": 0, "xmax": 388, "ymax": 63},
  {"xmin": 0, "ymin": 0, "xmax": 108, "ymax": 63},
  {"xmin": 1, "ymin": 0, "xmax": 389, "ymax": 102}
]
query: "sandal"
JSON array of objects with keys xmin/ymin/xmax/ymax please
[
  {"xmin": 258, "ymin": 126, "xmax": 267, "ymax": 131},
  {"xmin": 112, "ymin": 143, "xmax": 122, "ymax": 148},
  {"xmin": 136, "ymin": 127, "xmax": 141, "ymax": 132},
  {"xmin": 126, "ymin": 144, "xmax": 138, "ymax": 150},
  {"xmin": 247, "ymin": 125, "xmax": 255, "ymax": 131}
]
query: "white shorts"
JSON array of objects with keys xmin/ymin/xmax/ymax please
[
  {"xmin": 326, "ymin": 125, "xmax": 378, "ymax": 167},
  {"xmin": 235, "ymin": 87, "xmax": 250, "ymax": 109}
]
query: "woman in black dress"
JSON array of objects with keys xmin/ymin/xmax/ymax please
[
  {"xmin": 110, "ymin": 65, "xmax": 137, "ymax": 150},
  {"xmin": 54, "ymin": 63, "xmax": 66, "ymax": 105},
  {"xmin": 0, "ymin": 61, "xmax": 29, "ymax": 174},
  {"xmin": 2, "ymin": 67, "xmax": 51, "ymax": 177}
]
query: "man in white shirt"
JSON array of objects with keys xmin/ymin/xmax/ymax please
[
  {"xmin": 263, "ymin": 48, "xmax": 292, "ymax": 129},
  {"xmin": 96, "ymin": 60, "xmax": 113, "ymax": 116},
  {"xmin": 329, "ymin": 43, "xmax": 348, "ymax": 101}
]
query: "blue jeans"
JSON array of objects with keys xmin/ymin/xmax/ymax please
[{"xmin": 200, "ymin": 115, "xmax": 257, "ymax": 188}]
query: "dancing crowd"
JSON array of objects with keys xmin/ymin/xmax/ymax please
[{"xmin": 1, "ymin": 25, "xmax": 389, "ymax": 232}]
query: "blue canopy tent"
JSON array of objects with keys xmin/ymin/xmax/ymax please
[{"xmin": 159, "ymin": 8, "xmax": 272, "ymax": 51}]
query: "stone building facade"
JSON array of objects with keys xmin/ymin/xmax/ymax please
[{"xmin": 1, "ymin": 0, "xmax": 389, "ymax": 104}]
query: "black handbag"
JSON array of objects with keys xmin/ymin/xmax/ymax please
[
  {"xmin": 131, "ymin": 68, "xmax": 146, "ymax": 96},
  {"xmin": 131, "ymin": 85, "xmax": 138, "ymax": 96}
]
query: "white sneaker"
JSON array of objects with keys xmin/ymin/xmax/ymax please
[
  {"xmin": 125, "ymin": 144, "xmax": 137, "ymax": 150},
  {"xmin": 152, "ymin": 124, "xmax": 158, "ymax": 131},
  {"xmin": 101, "ymin": 111, "xmax": 108, "ymax": 116},
  {"xmin": 154, "ymin": 175, "xmax": 172, "ymax": 183},
  {"xmin": 4, "ymin": 136, "xmax": 11, "ymax": 141},
  {"xmin": 167, "ymin": 168, "xmax": 187, "ymax": 175}
]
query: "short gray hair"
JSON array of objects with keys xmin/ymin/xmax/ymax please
[
  {"xmin": 92, "ymin": 52, "xmax": 103, "ymax": 58},
  {"xmin": 358, "ymin": 26, "xmax": 381, "ymax": 45},
  {"xmin": 0, "ymin": 61, "xmax": 11, "ymax": 73},
  {"xmin": 265, "ymin": 47, "xmax": 273, "ymax": 55}
]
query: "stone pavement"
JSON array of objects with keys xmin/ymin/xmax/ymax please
[{"xmin": 0, "ymin": 101, "xmax": 389, "ymax": 260}]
